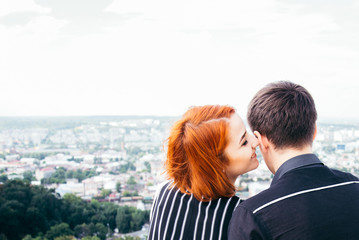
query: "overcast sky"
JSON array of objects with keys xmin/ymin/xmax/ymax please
[{"xmin": 1, "ymin": 0, "xmax": 359, "ymax": 122}]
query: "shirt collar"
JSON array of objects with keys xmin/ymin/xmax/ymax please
[{"xmin": 271, "ymin": 153, "xmax": 323, "ymax": 186}]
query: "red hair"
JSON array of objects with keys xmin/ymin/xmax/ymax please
[{"xmin": 165, "ymin": 105, "xmax": 236, "ymax": 201}]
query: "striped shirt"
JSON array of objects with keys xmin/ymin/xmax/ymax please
[{"xmin": 148, "ymin": 182, "xmax": 241, "ymax": 240}]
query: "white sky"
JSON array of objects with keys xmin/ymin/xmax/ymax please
[{"xmin": 1, "ymin": 0, "xmax": 359, "ymax": 121}]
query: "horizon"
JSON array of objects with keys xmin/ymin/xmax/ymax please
[{"xmin": 1, "ymin": 114, "xmax": 359, "ymax": 126}]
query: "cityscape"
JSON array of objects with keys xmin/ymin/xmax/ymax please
[
  {"xmin": 1, "ymin": 116, "xmax": 359, "ymax": 239},
  {"xmin": 2, "ymin": 0, "xmax": 359, "ymax": 239}
]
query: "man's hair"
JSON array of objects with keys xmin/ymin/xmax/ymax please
[
  {"xmin": 165, "ymin": 105, "xmax": 235, "ymax": 201},
  {"xmin": 247, "ymin": 81, "xmax": 317, "ymax": 149}
]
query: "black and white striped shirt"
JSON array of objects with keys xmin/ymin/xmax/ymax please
[{"xmin": 148, "ymin": 181, "xmax": 241, "ymax": 240}]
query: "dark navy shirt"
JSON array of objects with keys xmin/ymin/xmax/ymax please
[
  {"xmin": 271, "ymin": 153, "xmax": 323, "ymax": 186},
  {"xmin": 228, "ymin": 154, "xmax": 359, "ymax": 240}
]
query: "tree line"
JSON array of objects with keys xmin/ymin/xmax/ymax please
[
  {"xmin": 40, "ymin": 167, "xmax": 98, "ymax": 185},
  {"xmin": 0, "ymin": 180, "xmax": 150, "ymax": 240}
]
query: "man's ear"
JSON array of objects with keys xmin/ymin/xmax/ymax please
[
  {"xmin": 253, "ymin": 131, "xmax": 270, "ymax": 152},
  {"xmin": 313, "ymin": 123, "xmax": 317, "ymax": 141}
]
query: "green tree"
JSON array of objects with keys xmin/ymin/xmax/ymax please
[
  {"xmin": 131, "ymin": 209, "xmax": 145, "ymax": 230},
  {"xmin": 73, "ymin": 169, "xmax": 85, "ymax": 182},
  {"xmin": 52, "ymin": 167, "xmax": 67, "ymax": 182},
  {"xmin": 65, "ymin": 170, "xmax": 74, "ymax": 179},
  {"xmin": 127, "ymin": 176, "xmax": 137, "ymax": 185},
  {"xmin": 23, "ymin": 171, "xmax": 35, "ymax": 182},
  {"xmin": 22, "ymin": 235, "xmax": 33, "ymax": 240},
  {"xmin": 122, "ymin": 191, "xmax": 132, "ymax": 197},
  {"xmin": 144, "ymin": 161, "xmax": 151, "ymax": 173},
  {"xmin": 117, "ymin": 236, "xmax": 141, "ymax": 240},
  {"xmin": 54, "ymin": 236, "xmax": 74, "ymax": 240},
  {"xmin": 116, "ymin": 182, "xmax": 122, "ymax": 193},
  {"xmin": 74, "ymin": 223, "xmax": 91, "ymax": 239},
  {"xmin": 61, "ymin": 194, "xmax": 88, "ymax": 229},
  {"xmin": 0, "ymin": 174, "xmax": 8, "ymax": 183},
  {"xmin": 42, "ymin": 167, "xmax": 67, "ymax": 184},
  {"xmin": 81, "ymin": 236, "xmax": 100, "ymax": 240},
  {"xmin": 25, "ymin": 207, "xmax": 48, "ymax": 236},
  {"xmin": 122, "ymin": 191, "xmax": 138, "ymax": 197},
  {"xmin": 22, "ymin": 152, "xmax": 52, "ymax": 160},
  {"xmin": 116, "ymin": 207, "xmax": 131, "ymax": 233},
  {"xmin": 0, "ymin": 180, "xmax": 64, "ymax": 239},
  {"xmin": 30, "ymin": 186, "xmax": 62, "ymax": 225},
  {"xmin": 0, "ymin": 179, "xmax": 149, "ymax": 240},
  {"xmin": 94, "ymin": 223, "xmax": 107, "ymax": 240},
  {"xmin": 0, "ymin": 234, "xmax": 8, "ymax": 240},
  {"xmin": 100, "ymin": 189, "xmax": 111, "ymax": 198},
  {"xmin": 94, "ymin": 157, "xmax": 102, "ymax": 164},
  {"xmin": 0, "ymin": 200, "xmax": 25, "ymax": 240},
  {"xmin": 0, "ymin": 180, "xmax": 32, "ymax": 239},
  {"xmin": 45, "ymin": 223, "xmax": 73, "ymax": 240},
  {"xmin": 101, "ymin": 202, "xmax": 118, "ymax": 231},
  {"xmin": 1, "ymin": 180, "xmax": 32, "ymax": 206}
]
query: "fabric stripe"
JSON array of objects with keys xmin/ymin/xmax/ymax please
[
  {"xmin": 193, "ymin": 199, "xmax": 202, "ymax": 240},
  {"xmin": 157, "ymin": 187, "xmax": 174, "ymax": 240},
  {"xmin": 149, "ymin": 183, "xmax": 240, "ymax": 240},
  {"xmin": 149, "ymin": 197, "xmax": 157, "ymax": 222},
  {"xmin": 149, "ymin": 196, "xmax": 158, "ymax": 224},
  {"xmin": 148, "ymin": 198, "xmax": 158, "ymax": 240},
  {"xmin": 209, "ymin": 198, "xmax": 221, "ymax": 240},
  {"xmin": 148, "ymin": 182, "xmax": 170, "ymax": 239},
  {"xmin": 201, "ymin": 200, "xmax": 212, "ymax": 240},
  {"xmin": 218, "ymin": 198, "xmax": 232, "ymax": 240},
  {"xmin": 162, "ymin": 188, "xmax": 181, "ymax": 238},
  {"xmin": 149, "ymin": 181, "xmax": 171, "ymax": 223},
  {"xmin": 253, "ymin": 181, "xmax": 359, "ymax": 214},
  {"xmin": 179, "ymin": 194, "xmax": 194, "ymax": 239},
  {"xmin": 170, "ymin": 193, "xmax": 186, "ymax": 240}
]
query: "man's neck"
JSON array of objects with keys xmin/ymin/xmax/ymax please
[{"xmin": 271, "ymin": 145, "xmax": 313, "ymax": 174}]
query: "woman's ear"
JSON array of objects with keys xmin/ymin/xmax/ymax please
[{"xmin": 254, "ymin": 131, "xmax": 270, "ymax": 152}]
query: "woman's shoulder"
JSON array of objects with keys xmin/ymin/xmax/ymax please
[
  {"xmin": 157, "ymin": 180, "xmax": 178, "ymax": 192},
  {"xmin": 220, "ymin": 194, "xmax": 241, "ymax": 202},
  {"xmin": 216, "ymin": 194, "xmax": 241, "ymax": 211},
  {"xmin": 153, "ymin": 180, "xmax": 176, "ymax": 198},
  {"xmin": 156, "ymin": 180, "xmax": 172, "ymax": 191},
  {"xmin": 154, "ymin": 181, "xmax": 242, "ymax": 204}
]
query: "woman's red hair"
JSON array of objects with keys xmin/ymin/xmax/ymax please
[{"xmin": 165, "ymin": 105, "xmax": 236, "ymax": 201}]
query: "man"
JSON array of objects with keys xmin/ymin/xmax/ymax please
[{"xmin": 228, "ymin": 81, "xmax": 359, "ymax": 240}]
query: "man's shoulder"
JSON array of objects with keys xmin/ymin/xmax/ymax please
[
  {"xmin": 238, "ymin": 171, "xmax": 307, "ymax": 212},
  {"xmin": 239, "ymin": 166, "xmax": 359, "ymax": 213},
  {"xmin": 278, "ymin": 163, "xmax": 359, "ymax": 190},
  {"xmin": 329, "ymin": 167, "xmax": 359, "ymax": 181},
  {"xmin": 238, "ymin": 187, "xmax": 280, "ymax": 213}
]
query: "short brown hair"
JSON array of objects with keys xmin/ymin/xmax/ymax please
[
  {"xmin": 165, "ymin": 105, "xmax": 236, "ymax": 201},
  {"xmin": 247, "ymin": 81, "xmax": 317, "ymax": 149}
]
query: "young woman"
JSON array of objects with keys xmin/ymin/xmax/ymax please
[{"xmin": 148, "ymin": 105, "xmax": 259, "ymax": 240}]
